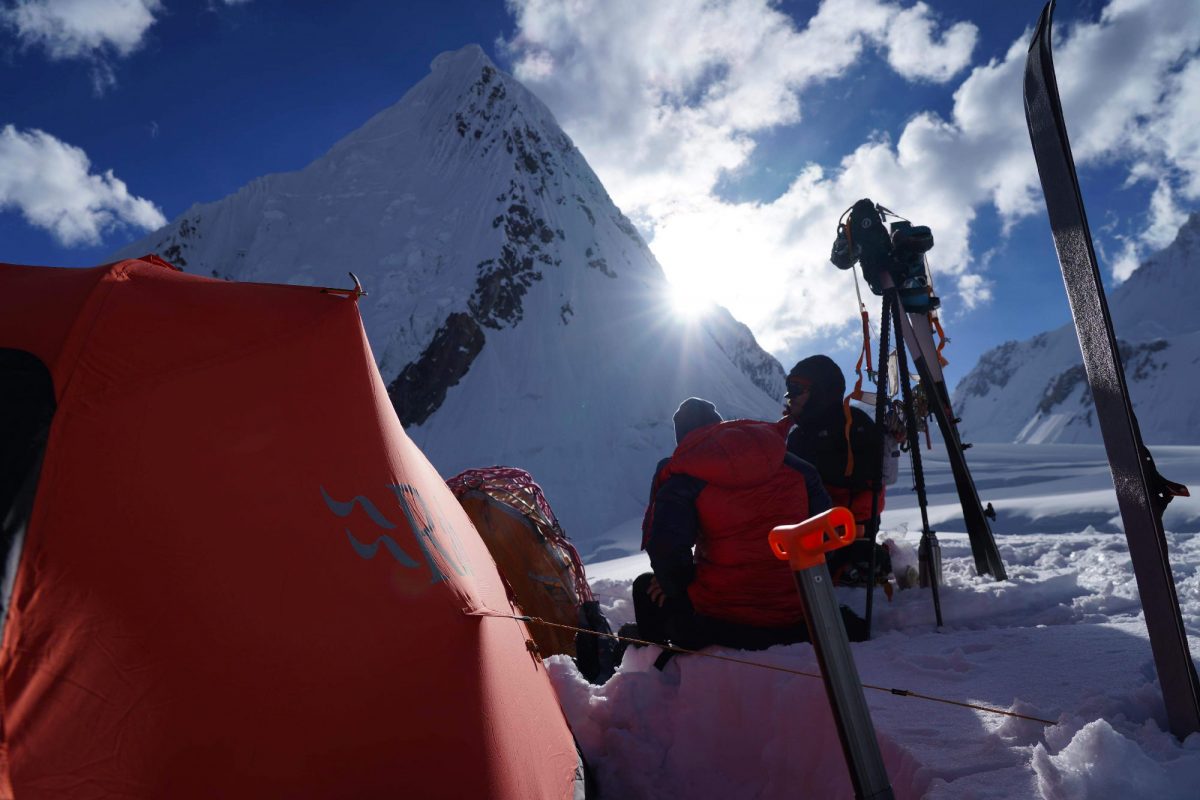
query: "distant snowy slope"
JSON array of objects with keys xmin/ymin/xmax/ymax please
[
  {"xmin": 953, "ymin": 213, "xmax": 1200, "ymax": 445},
  {"xmin": 113, "ymin": 46, "xmax": 783, "ymax": 553}
]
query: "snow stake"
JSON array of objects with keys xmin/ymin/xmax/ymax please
[
  {"xmin": 1024, "ymin": 0, "xmax": 1200, "ymax": 741},
  {"xmin": 771, "ymin": 508, "xmax": 896, "ymax": 800}
]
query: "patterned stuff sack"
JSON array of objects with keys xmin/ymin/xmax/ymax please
[{"xmin": 448, "ymin": 467, "xmax": 616, "ymax": 684}]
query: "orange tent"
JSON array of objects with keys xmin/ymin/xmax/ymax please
[{"xmin": 0, "ymin": 257, "xmax": 584, "ymax": 798}]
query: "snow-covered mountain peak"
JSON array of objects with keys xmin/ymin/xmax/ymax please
[
  {"xmin": 430, "ymin": 43, "xmax": 490, "ymax": 77},
  {"xmin": 953, "ymin": 213, "xmax": 1200, "ymax": 445},
  {"xmin": 1107, "ymin": 212, "xmax": 1200, "ymax": 342},
  {"xmin": 112, "ymin": 48, "xmax": 784, "ymax": 551},
  {"xmin": 332, "ymin": 43, "xmax": 571, "ymax": 171}
]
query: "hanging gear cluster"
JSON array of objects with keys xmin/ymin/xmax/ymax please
[
  {"xmin": 831, "ymin": 198, "xmax": 940, "ymax": 314},
  {"xmin": 882, "ymin": 381, "xmax": 932, "ymax": 453}
]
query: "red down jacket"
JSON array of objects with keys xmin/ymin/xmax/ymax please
[{"xmin": 655, "ymin": 418, "xmax": 824, "ymax": 627}]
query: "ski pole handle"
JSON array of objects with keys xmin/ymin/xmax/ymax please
[{"xmin": 769, "ymin": 507, "xmax": 857, "ymax": 571}]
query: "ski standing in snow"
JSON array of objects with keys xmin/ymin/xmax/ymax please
[{"xmin": 1023, "ymin": 0, "xmax": 1199, "ymax": 741}]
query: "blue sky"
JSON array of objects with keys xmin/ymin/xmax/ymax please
[{"xmin": 3, "ymin": 0, "xmax": 1198, "ymax": 391}]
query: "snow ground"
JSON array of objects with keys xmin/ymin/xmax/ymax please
[{"xmin": 548, "ymin": 443, "xmax": 1200, "ymax": 799}]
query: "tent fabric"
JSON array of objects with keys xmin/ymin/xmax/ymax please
[{"xmin": 0, "ymin": 258, "xmax": 581, "ymax": 798}]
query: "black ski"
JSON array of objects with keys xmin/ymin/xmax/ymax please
[
  {"xmin": 902, "ymin": 318, "xmax": 1007, "ymax": 580},
  {"xmin": 879, "ymin": 272, "xmax": 1007, "ymax": 581},
  {"xmin": 1024, "ymin": 0, "xmax": 1200, "ymax": 740},
  {"xmin": 887, "ymin": 288, "xmax": 944, "ymax": 625}
]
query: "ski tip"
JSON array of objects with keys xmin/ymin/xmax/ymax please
[{"xmin": 1029, "ymin": 1, "xmax": 1055, "ymax": 54}]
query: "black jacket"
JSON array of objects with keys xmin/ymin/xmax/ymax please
[{"xmin": 786, "ymin": 405, "xmax": 883, "ymax": 492}]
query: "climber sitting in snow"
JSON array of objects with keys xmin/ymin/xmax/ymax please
[
  {"xmin": 632, "ymin": 397, "xmax": 866, "ymax": 654},
  {"xmin": 784, "ymin": 355, "xmax": 894, "ymax": 585}
]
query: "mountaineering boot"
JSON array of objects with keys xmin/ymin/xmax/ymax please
[
  {"xmin": 896, "ymin": 565, "xmax": 921, "ymax": 590},
  {"xmin": 827, "ymin": 540, "xmax": 892, "ymax": 587},
  {"xmin": 612, "ymin": 623, "xmax": 641, "ymax": 669}
]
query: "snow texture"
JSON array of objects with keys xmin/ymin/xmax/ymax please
[
  {"xmin": 555, "ymin": 443, "xmax": 1200, "ymax": 799},
  {"xmin": 954, "ymin": 214, "xmax": 1200, "ymax": 445},
  {"xmin": 111, "ymin": 45, "xmax": 784, "ymax": 555}
]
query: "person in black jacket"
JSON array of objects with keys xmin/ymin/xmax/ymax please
[
  {"xmin": 784, "ymin": 355, "xmax": 899, "ymax": 588},
  {"xmin": 784, "ymin": 355, "xmax": 886, "ymax": 537}
]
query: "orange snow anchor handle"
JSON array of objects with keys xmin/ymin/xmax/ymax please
[{"xmin": 769, "ymin": 507, "xmax": 857, "ymax": 571}]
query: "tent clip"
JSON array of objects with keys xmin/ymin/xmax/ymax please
[{"xmin": 322, "ymin": 272, "xmax": 367, "ymax": 298}]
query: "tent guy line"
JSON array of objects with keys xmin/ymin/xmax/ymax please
[{"xmin": 480, "ymin": 610, "xmax": 1057, "ymax": 726}]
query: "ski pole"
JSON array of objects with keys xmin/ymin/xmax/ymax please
[
  {"xmin": 771, "ymin": 508, "xmax": 896, "ymax": 800},
  {"xmin": 887, "ymin": 289, "xmax": 943, "ymax": 627},
  {"xmin": 864, "ymin": 293, "xmax": 892, "ymax": 636}
]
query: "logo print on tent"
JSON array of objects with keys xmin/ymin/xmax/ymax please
[{"xmin": 320, "ymin": 485, "xmax": 471, "ymax": 582}]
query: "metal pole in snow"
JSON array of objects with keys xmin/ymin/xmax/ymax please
[{"xmin": 770, "ymin": 508, "xmax": 895, "ymax": 800}]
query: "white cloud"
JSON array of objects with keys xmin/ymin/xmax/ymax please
[
  {"xmin": 955, "ymin": 273, "xmax": 991, "ymax": 310},
  {"xmin": 0, "ymin": 125, "xmax": 167, "ymax": 246},
  {"xmin": 502, "ymin": 0, "xmax": 976, "ymax": 221},
  {"xmin": 2, "ymin": 0, "xmax": 161, "ymax": 58},
  {"xmin": 883, "ymin": 1, "xmax": 977, "ymax": 82},
  {"xmin": 503, "ymin": 0, "xmax": 1200, "ymax": 359},
  {"xmin": 1108, "ymin": 177, "xmax": 1188, "ymax": 282},
  {"xmin": 1, "ymin": 0, "xmax": 163, "ymax": 92},
  {"xmin": 1108, "ymin": 239, "xmax": 1141, "ymax": 285},
  {"xmin": 1142, "ymin": 180, "xmax": 1187, "ymax": 251},
  {"xmin": 1147, "ymin": 60, "xmax": 1200, "ymax": 201}
]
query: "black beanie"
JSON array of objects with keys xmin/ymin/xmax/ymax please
[
  {"xmin": 788, "ymin": 355, "xmax": 845, "ymax": 412},
  {"xmin": 673, "ymin": 397, "xmax": 722, "ymax": 444}
]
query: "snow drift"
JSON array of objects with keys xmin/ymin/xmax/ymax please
[{"xmin": 561, "ymin": 443, "xmax": 1200, "ymax": 799}]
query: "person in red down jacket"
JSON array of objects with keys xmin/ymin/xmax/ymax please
[{"xmin": 631, "ymin": 398, "xmax": 866, "ymax": 656}]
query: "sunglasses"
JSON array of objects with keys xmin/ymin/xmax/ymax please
[{"xmin": 785, "ymin": 379, "xmax": 812, "ymax": 400}]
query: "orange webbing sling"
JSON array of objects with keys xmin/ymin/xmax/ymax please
[{"xmin": 843, "ymin": 268, "xmax": 874, "ymax": 477}]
